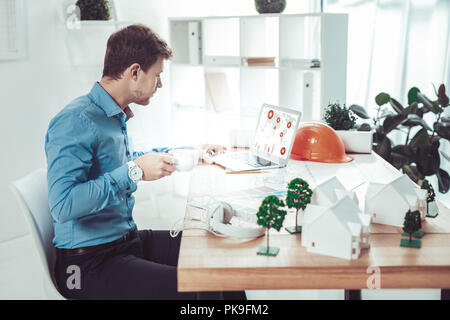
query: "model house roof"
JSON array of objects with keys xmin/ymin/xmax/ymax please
[
  {"xmin": 305, "ymin": 196, "xmax": 365, "ymax": 236},
  {"xmin": 311, "ymin": 176, "xmax": 347, "ymax": 205},
  {"xmin": 335, "ymin": 189, "xmax": 359, "ymax": 205},
  {"xmin": 365, "ymin": 174, "xmax": 418, "ymax": 207}
]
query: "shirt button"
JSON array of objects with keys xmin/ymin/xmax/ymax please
[
  {"xmin": 121, "ymin": 126, "xmax": 126, "ymax": 131},
  {"xmin": 127, "ymin": 194, "xmax": 131, "ymax": 198}
]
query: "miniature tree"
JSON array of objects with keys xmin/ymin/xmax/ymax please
[
  {"xmin": 285, "ymin": 178, "xmax": 313, "ymax": 234},
  {"xmin": 421, "ymin": 179, "xmax": 437, "ymax": 217},
  {"xmin": 256, "ymin": 195, "xmax": 287, "ymax": 256},
  {"xmin": 400, "ymin": 210, "xmax": 422, "ymax": 248}
]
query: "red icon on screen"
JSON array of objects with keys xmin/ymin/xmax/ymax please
[
  {"xmin": 280, "ymin": 147, "xmax": 286, "ymax": 155},
  {"xmin": 287, "ymin": 122, "xmax": 292, "ymax": 128},
  {"xmin": 280, "ymin": 132, "xmax": 284, "ymax": 137},
  {"xmin": 276, "ymin": 117, "xmax": 280, "ymax": 123},
  {"xmin": 268, "ymin": 110, "xmax": 274, "ymax": 119}
]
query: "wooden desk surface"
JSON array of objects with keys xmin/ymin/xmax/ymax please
[{"xmin": 177, "ymin": 153, "xmax": 450, "ymax": 292}]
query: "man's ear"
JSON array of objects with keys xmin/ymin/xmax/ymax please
[{"xmin": 128, "ymin": 63, "xmax": 141, "ymax": 80}]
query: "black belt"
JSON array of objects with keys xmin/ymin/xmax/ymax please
[{"xmin": 56, "ymin": 229, "xmax": 136, "ymax": 257}]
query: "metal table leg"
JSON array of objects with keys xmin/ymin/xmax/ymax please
[{"xmin": 344, "ymin": 289, "xmax": 361, "ymax": 300}]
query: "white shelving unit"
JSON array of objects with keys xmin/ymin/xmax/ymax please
[
  {"xmin": 60, "ymin": 0, "xmax": 134, "ymax": 68},
  {"xmin": 169, "ymin": 13, "xmax": 348, "ymax": 146}
]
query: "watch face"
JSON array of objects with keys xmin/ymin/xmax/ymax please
[
  {"xmin": 130, "ymin": 168, "xmax": 140, "ymax": 180},
  {"xmin": 129, "ymin": 163, "xmax": 142, "ymax": 181}
]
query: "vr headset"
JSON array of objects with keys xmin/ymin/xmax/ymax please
[{"xmin": 170, "ymin": 197, "xmax": 265, "ymax": 239}]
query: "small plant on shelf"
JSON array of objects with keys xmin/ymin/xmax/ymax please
[
  {"xmin": 256, "ymin": 195, "xmax": 287, "ymax": 256},
  {"xmin": 400, "ymin": 210, "xmax": 422, "ymax": 248},
  {"xmin": 255, "ymin": 0, "xmax": 286, "ymax": 14},
  {"xmin": 285, "ymin": 178, "xmax": 312, "ymax": 234},
  {"xmin": 76, "ymin": 0, "xmax": 111, "ymax": 20}
]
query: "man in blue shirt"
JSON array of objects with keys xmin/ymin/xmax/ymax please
[{"xmin": 45, "ymin": 24, "xmax": 244, "ymax": 300}]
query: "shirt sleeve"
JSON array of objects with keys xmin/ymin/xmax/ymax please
[{"xmin": 45, "ymin": 112, "xmax": 135, "ymax": 224}]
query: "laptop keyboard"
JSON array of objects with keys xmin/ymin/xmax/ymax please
[{"xmin": 229, "ymin": 153, "xmax": 276, "ymax": 168}]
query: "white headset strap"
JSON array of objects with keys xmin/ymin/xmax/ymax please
[
  {"xmin": 170, "ymin": 216, "xmax": 228, "ymax": 238},
  {"xmin": 210, "ymin": 219, "xmax": 265, "ymax": 239}
]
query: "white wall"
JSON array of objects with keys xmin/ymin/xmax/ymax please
[
  {"xmin": 0, "ymin": 0, "xmax": 171, "ymax": 242},
  {"xmin": 0, "ymin": 0, "xmax": 83, "ymax": 241}
]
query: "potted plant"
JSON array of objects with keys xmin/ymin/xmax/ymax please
[
  {"xmin": 285, "ymin": 178, "xmax": 312, "ymax": 234},
  {"xmin": 350, "ymin": 84, "xmax": 450, "ymax": 195},
  {"xmin": 75, "ymin": 0, "xmax": 111, "ymax": 20},
  {"xmin": 323, "ymin": 102, "xmax": 373, "ymax": 153},
  {"xmin": 255, "ymin": 0, "xmax": 286, "ymax": 14},
  {"xmin": 256, "ymin": 195, "xmax": 287, "ymax": 256}
]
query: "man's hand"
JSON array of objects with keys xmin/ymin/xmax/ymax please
[
  {"xmin": 193, "ymin": 144, "xmax": 227, "ymax": 163},
  {"xmin": 134, "ymin": 152, "xmax": 176, "ymax": 181}
]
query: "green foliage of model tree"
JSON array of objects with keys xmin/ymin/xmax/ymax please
[
  {"xmin": 255, "ymin": 0, "xmax": 286, "ymax": 14},
  {"xmin": 323, "ymin": 102, "xmax": 356, "ymax": 130},
  {"xmin": 403, "ymin": 210, "xmax": 422, "ymax": 242},
  {"xmin": 286, "ymin": 178, "xmax": 312, "ymax": 231},
  {"xmin": 350, "ymin": 84, "xmax": 450, "ymax": 194},
  {"xmin": 76, "ymin": 0, "xmax": 111, "ymax": 20},
  {"xmin": 420, "ymin": 178, "xmax": 436, "ymax": 203},
  {"xmin": 256, "ymin": 195, "xmax": 286, "ymax": 251}
]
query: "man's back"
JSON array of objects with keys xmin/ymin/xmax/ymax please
[{"xmin": 45, "ymin": 82, "xmax": 138, "ymax": 249}]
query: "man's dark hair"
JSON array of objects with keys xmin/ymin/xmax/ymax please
[{"xmin": 102, "ymin": 24, "xmax": 173, "ymax": 79}]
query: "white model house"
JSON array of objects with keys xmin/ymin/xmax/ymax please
[
  {"xmin": 364, "ymin": 174, "xmax": 420, "ymax": 227},
  {"xmin": 311, "ymin": 176, "xmax": 359, "ymax": 207},
  {"xmin": 302, "ymin": 196, "xmax": 371, "ymax": 260}
]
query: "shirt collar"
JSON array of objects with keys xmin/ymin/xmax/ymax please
[{"xmin": 88, "ymin": 82, "xmax": 134, "ymax": 121}]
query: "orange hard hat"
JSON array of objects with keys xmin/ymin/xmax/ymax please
[{"xmin": 290, "ymin": 122, "xmax": 353, "ymax": 163}]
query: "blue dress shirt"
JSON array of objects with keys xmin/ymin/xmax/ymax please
[{"xmin": 45, "ymin": 82, "xmax": 174, "ymax": 248}]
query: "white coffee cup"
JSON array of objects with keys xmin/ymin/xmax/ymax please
[{"xmin": 169, "ymin": 149, "xmax": 200, "ymax": 172}]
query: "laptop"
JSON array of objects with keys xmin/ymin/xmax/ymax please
[{"xmin": 213, "ymin": 104, "xmax": 302, "ymax": 171}]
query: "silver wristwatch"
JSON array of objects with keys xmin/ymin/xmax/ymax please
[{"xmin": 127, "ymin": 161, "xmax": 143, "ymax": 184}]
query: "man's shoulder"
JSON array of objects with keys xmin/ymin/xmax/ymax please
[{"xmin": 49, "ymin": 94, "xmax": 102, "ymax": 128}]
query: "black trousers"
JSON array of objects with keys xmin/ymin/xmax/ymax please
[{"xmin": 55, "ymin": 229, "xmax": 246, "ymax": 300}]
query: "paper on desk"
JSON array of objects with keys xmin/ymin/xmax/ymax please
[
  {"xmin": 188, "ymin": 186, "xmax": 287, "ymax": 213},
  {"xmin": 287, "ymin": 160, "xmax": 367, "ymax": 191}
]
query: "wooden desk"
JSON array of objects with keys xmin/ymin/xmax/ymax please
[{"xmin": 177, "ymin": 153, "xmax": 450, "ymax": 294}]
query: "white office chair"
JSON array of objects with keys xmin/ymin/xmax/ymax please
[{"xmin": 10, "ymin": 168, "xmax": 66, "ymax": 300}]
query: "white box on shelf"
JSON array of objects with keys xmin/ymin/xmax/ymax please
[
  {"xmin": 279, "ymin": 58, "xmax": 320, "ymax": 69},
  {"xmin": 203, "ymin": 55, "xmax": 241, "ymax": 66}
]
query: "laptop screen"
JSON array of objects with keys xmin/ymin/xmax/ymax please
[{"xmin": 253, "ymin": 104, "xmax": 301, "ymax": 162}]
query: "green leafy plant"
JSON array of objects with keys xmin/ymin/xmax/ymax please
[
  {"xmin": 76, "ymin": 0, "xmax": 111, "ymax": 20},
  {"xmin": 256, "ymin": 195, "xmax": 286, "ymax": 255},
  {"xmin": 285, "ymin": 178, "xmax": 312, "ymax": 234},
  {"xmin": 323, "ymin": 102, "xmax": 357, "ymax": 130},
  {"xmin": 255, "ymin": 0, "xmax": 286, "ymax": 14},
  {"xmin": 350, "ymin": 84, "xmax": 450, "ymax": 193}
]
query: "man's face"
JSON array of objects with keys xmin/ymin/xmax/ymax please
[{"xmin": 131, "ymin": 56, "xmax": 164, "ymax": 105}]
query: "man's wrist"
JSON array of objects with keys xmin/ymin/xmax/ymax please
[{"xmin": 127, "ymin": 161, "xmax": 143, "ymax": 184}]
